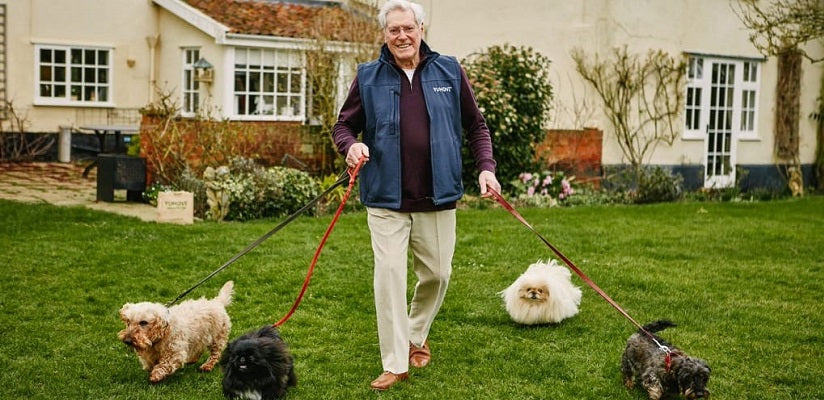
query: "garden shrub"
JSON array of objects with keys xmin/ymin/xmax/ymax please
[
  {"xmin": 635, "ymin": 166, "xmax": 683, "ymax": 204},
  {"xmin": 461, "ymin": 44, "xmax": 554, "ymax": 194},
  {"xmin": 219, "ymin": 158, "xmax": 320, "ymax": 222}
]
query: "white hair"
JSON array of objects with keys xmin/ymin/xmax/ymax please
[{"xmin": 378, "ymin": 0, "xmax": 425, "ymax": 29}]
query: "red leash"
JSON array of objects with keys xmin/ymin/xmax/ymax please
[
  {"xmin": 487, "ymin": 188, "xmax": 669, "ymax": 351},
  {"xmin": 274, "ymin": 158, "xmax": 365, "ymax": 327}
]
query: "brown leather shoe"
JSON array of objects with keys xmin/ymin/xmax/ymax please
[
  {"xmin": 370, "ymin": 371, "xmax": 409, "ymax": 391},
  {"xmin": 409, "ymin": 341, "xmax": 431, "ymax": 368}
]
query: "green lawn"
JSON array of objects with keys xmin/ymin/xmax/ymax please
[{"xmin": 0, "ymin": 197, "xmax": 822, "ymax": 399}]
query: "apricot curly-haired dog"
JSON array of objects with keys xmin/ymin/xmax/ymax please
[{"xmin": 118, "ymin": 281, "xmax": 234, "ymax": 383}]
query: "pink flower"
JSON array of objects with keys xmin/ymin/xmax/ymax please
[{"xmin": 519, "ymin": 172, "xmax": 532, "ymax": 183}]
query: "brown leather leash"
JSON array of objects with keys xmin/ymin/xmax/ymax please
[{"xmin": 487, "ymin": 188, "xmax": 670, "ymax": 353}]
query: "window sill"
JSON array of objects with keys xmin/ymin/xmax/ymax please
[
  {"xmin": 34, "ymin": 99, "xmax": 116, "ymax": 108},
  {"xmin": 230, "ymin": 115, "xmax": 304, "ymax": 122}
]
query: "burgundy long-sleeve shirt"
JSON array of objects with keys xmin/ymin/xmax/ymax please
[{"xmin": 333, "ymin": 46, "xmax": 496, "ymax": 212}]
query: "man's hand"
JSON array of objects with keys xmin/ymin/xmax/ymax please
[
  {"xmin": 478, "ymin": 170, "xmax": 501, "ymax": 197},
  {"xmin": 346, "ymin": 143, "xmax": 370, "ymax": 167}
]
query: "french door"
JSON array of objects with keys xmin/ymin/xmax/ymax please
[{"xmin": 704, "ymin": 61, "xmax": 738, "ymax": 188}]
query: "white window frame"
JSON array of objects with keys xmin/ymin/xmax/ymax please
[
  {"xmin": 34, "ymin": 44, "xmax": 113, "ymax": 107},
  {"xmin": 682, "ymin": 54, "xmax": 762, "ymax": 142},
  {"xmin": 181, "ymin": 48, "xmax": 200, "ymax": 117},
  {"xmin": 683, "ymin": 57, "xmax": 704, "ymax": 140},
  {"xmin": 231, "ymin": 47, "xmax": 305, "ymax": 121},
  {"xmin": 738, "ymin": 60, "xmax": 760, "ymax": 141}
]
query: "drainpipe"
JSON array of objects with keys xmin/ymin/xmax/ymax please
[{"xmin": 146, "ymin": 34, "xmax": 160, "ymax": 103}]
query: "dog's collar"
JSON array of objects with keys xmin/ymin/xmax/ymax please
[{"xmin": 665, "ymin": 350, "xmax": 685, "ymax": 373}]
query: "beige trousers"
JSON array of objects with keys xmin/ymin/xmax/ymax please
[{"xmin": 366, "ymin": 207, "xmax": 456, "ymax": 374}]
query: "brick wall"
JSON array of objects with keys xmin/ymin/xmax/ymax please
[
  {"xmin": 139, "ymin": 115, "xmax": 331, "ymax": 182},
  {"xmin": 535, "ymin": 128, "xmax": 602, "ymax": 186}
]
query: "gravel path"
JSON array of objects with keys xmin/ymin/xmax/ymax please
[{"xmin": 0, "ymin": 162, "xmax": 157, "ymax": 222}]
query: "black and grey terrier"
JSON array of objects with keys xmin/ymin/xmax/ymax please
[
  {"xmin": 220, "ymin": 325, "xmax": 297, "ymax": 400},
  {"xmin": 621, "ymin": 320, "xmax": 711, "ymax": 399}
]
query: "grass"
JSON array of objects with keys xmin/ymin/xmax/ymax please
[{"xmin": 0, "ymin": 197, "xmax": 822, "ymax": 399}]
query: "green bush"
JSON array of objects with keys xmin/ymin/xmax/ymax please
[
  {"xmin": 635, "ymin": 166, "xmax": 683, "ymax": 204},
  {"xmin": 220, "ymin": 158, "xmax": 320, "ymax": 221},
  {"xmin": 462, "ymin": 44, "xmax": 554, "ymax": 194}
]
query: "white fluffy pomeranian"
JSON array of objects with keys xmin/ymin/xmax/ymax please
[{"xmin": 500, "ymin": 260, "xmax": 582, "ymax": 325}]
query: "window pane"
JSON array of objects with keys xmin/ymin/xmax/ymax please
[
  {"xmin": 261, "ymin": 95, "xmax": 274, "ymax": 115},
  {"xmin": 98, "ymin": 69, "xmax": 108, "ymax": 84},
  {"xmin": 54, "ymin": 49, "xmax": 66, "ymax": 64},
  {"xmin": 40, "ymin": 65, "xmax": 52, "ymax": 81},
  {"xmin": 263, "ymin": 72, "xmax": 275, "ymax": 92},
  {"xmin": 98, "ymin": 50, "xmax": 108, "ymax": 66},
  {"xmin": 55, "ymin": 66, "xmax": 65, "ymax": 81},
  {"xmin": 40, "ymin": 84, "xmax": 51, "ymax": 97},
  {"xmin": 85, "ymin": 49, "xmax": 96, "ymax": 64},
  {"xmin": 85, "ymin": 67, "xmax": 96, "ymax": 83},
  {"xmin": 249, "ymin": 49, "xmax": 261, "ymax": 66},
  {"xmin": 235, "ymin": 95, "xmax": 246, "ymax": 114},
  {"xmin": 291, "ymin": 72, "xmax": 301, "ymax": 93},
  {"xmin": 71, "ymin": 49, "xmax": 82, "ymax": 64},
  {"xmin": 235, "ymin": 72, "xmax": 246, "ymax": 91},
  {"xmin": 71, "ymin": 67, "xmax": 82, "ymax": 82},
  {"xmin": 41, "ymin": 49, "xmax": 52, "ymax": 62},
  {"xmin": 277, "ymin": 96, "xmax": 287, "ymax": 113},
  {"xmin": 249, "ymin": 72, "xmax": 261, "ymax": 91},
  {"xmin": 97, "ymin": 87, "xmax": 108, "ymax": 102},
  {"xmin": 277, "ymin": 73, "xmax": 287, "ymax": 93},
  {"xmin": 236, "ymin": 49, "xmax": 247, "ymax": 66},
  {"xmin": 54, "ymin": 85, "xmax": 66, "ymax": 97}
]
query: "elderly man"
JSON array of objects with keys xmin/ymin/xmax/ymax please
[{"xmin": 332, "ymin": 0, "xmax": 500, "ymax": 391}]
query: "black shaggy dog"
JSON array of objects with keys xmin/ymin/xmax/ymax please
[
  {"xmin": 220, "ymin": 325, "xmax": 297, "ymax": 400},
  {"xmin": 621, "ymin": 320, "xmax": 711, "ymax": 399}
]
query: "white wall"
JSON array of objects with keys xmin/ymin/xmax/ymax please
[
  {"xmin": 5, "ymin": 0, "xmax": 158, "ymax": 132},
  {"xmin": 421, "ymin": 0, "xmax": 823, "ymax": 167}
]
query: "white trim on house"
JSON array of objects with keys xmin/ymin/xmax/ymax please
[
  {"xmin": 224, "ymin": 34, "xmax": 313, "ymax": 50},
  {"xmin": 152, "ymin": 0, "xmax": 231, "ymax": 42},
  {"xmin": 683, "ymin": 51, "xmax": 767, "ymax": 63}
]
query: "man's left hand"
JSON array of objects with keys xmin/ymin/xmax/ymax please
[{"xmin": 478, "ymin": 170, "xmax": 501, "ymax": 198}]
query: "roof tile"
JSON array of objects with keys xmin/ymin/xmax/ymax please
[{"xmin": 183, "ymin": 0, "xmax": 378, "ymax": 43}]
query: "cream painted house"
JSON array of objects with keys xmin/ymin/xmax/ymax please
[
  {"xmin": 2, "ymin": 0, "xmax": 369, "ymax": 164},
  {"xmin": 2, "ymin": 0, "xmax": 822, "ymax": 190},
  {"xmin": 419, "ymin": 0, "xmax": 822, "ymax": 190}
]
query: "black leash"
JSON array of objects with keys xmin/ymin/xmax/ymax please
[{"xmin": 165, "ymin": 168, "xmax": 351, "ymax": 307}]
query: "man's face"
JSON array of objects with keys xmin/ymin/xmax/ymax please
[{"xmin": 384, "ymin": 8, "xmax": 423, "ymax": 68}]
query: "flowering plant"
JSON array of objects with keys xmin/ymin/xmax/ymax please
[{"xmin": 511, "ymin": 171, "xmax": 575, "ymax": 207}]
